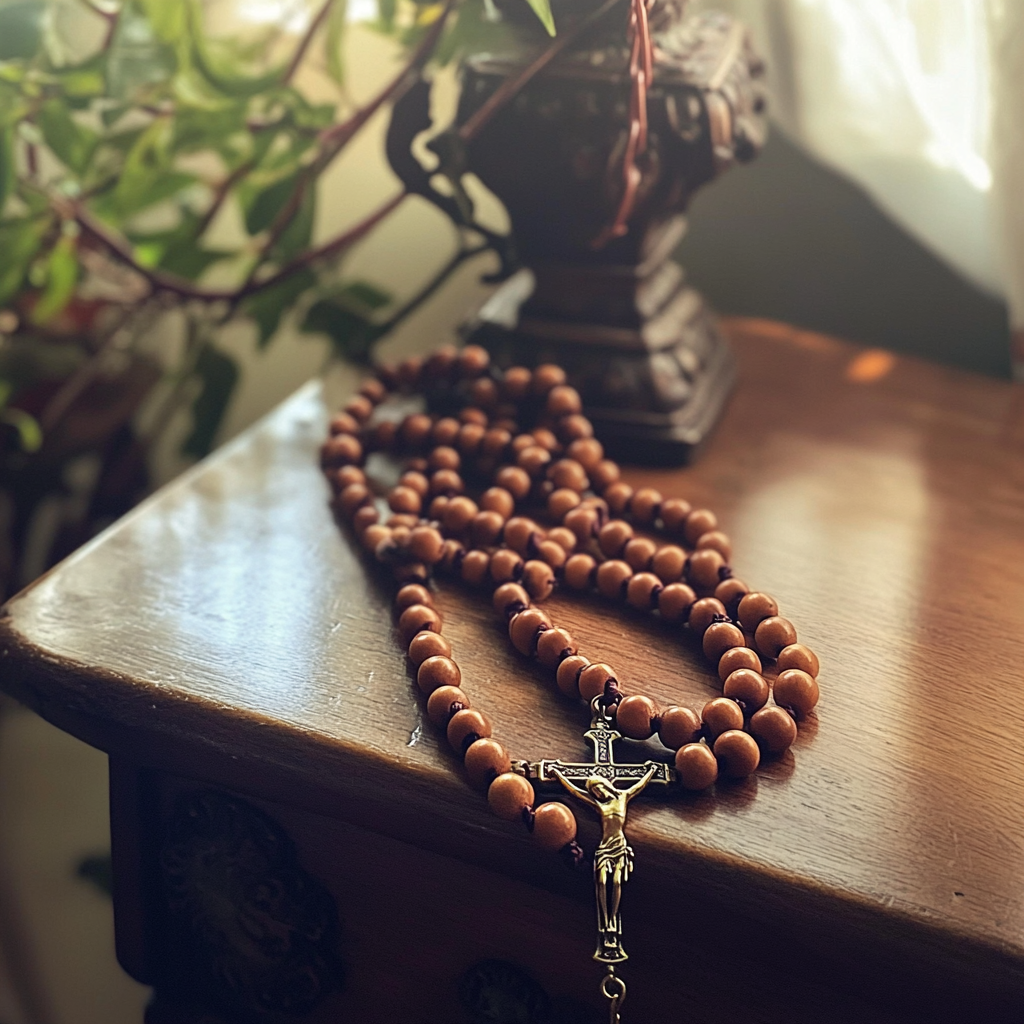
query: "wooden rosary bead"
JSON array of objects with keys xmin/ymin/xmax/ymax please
[
  {"xmin": 596, "ymin": 560, "xmax": 633, "ymax": 600},
  {"xmin": 675, "ymin": 743, "xmax": 718, "ymax": 790},
  {"xmin": 688, "ymin": 597, "xmax": 727, "ymax": 635},
  {"xmin": 548, "ymin": 459, "xmax": 589, "ymax": 492},
  {"xmin": 659, "ymin": 497, "xmax": 691, "ymax": 533},
  {"xmin": 396, "ymin": 584, "xmax": 433, "ymax": 611},
  {"xmin": 398, "ymin": 604, "xmax": 442, "ymax": 645},
  {"xmin": 717, "ymin": 646, "xmax": 762, "ymax": 682},
  {"xmin": 777, "ymin": 643, "xmax": 820, "ymax": 678},
  {"xmin": 388, "ymin": 485, "xmax": 422, "ymax": 516},
  {"xmin": 490, "ymin": 549, "xmax": 524, "ymax": 585},
  {"xmin": 598, "ymin": 520, "xmax": 634, "ymax": 558},
  {"xmin": 480, "ymin": 486, "xmax": 515, "ymax": 519},
  {"xmin": 687, "ymin": 548, "xmax": 725, "ymax": 592},
  {"xmin": 715, "ymin": 578, "xmax": 749, "ymax": 618},
  {"xmin": 578, "ymin": 663, "xmax": 617, "ymax": 702},
  {"xmin": 558, "ymin": 414, "xmax": 594, "ymax": 442},
  {"xmin": 399, "ymin": 471, "xmax": 430, "ymax": 498},
  {"xmin": 361, "ymin": 524, "xmax": 391, "ymax": 552},
  {"xmin": 546, "ymin": 384, "xmax": 582, "ymax": 417},
  {"xmin": 501, "ymin": 366, "xmax": 532, "ymax": 400},
  {"xmin": 408, "ymin": 629, "xmax": 451, "ymax": 666},
  {"xmin": 714, "ymin": 730, "xmax": 760, "ymax": 779},
  {"xmin": 773, "ymin": 668, "xmax": 820, "ymax": 716},
  {"xmin": 344, "ymin": 394, "xmax": 374, "ymax": 421},
  {"xmin": 438, "ymin": 538, "xmax": 464, "ymax": 573},
  {"xmin": 448, "ymin": 708, "xmax": 492, "ymax": 752},
  {"xmin": 750, "ymin": 705, "xmax": 798, "ymax": 753},
  {"xmin": 488, "ymin": 771, "xmax": 535, "ymax": 820},
  {"xmin": 470, "ymin": 510, "xmax": 505, "ymax": 547},
  {"xmin": 481, "ymin": 428, "xmax": 513, "ymax": 459},
  {"xmin": 430, "ymin": 469, "xmax": 464, "ymax": 497},
  {"xmin": 442, "ymin": 496, "xmax": 479, "ymax": 534},
  {"xmin": 604, "ymin": 481, "xmax": 634, "ymax": 515},
  {"xmin": 630, "ymin": 487, "xmax": 663, "ymax": 525},
  {"xmin": 370, "ymin": 420, "xmax": 397, "ymax": 451},
  {"xmin": 352, "ymin": 505, "xmax": 379, "ymax": 535},
  {"xmin": 457, "ymin": 422, "xmax": 486, "ymax": 456},
  {"xmin": 428, "ymin": 446, "xmax": 461, "ymax": 471},
  {"xmin": 702, "ymin": 621, "xmax": 746, "ymax": 662},
  {"xmin": 509, "ymin": 608, "xmax": 552, "ymax": 656},
  {"xmin": 566, "ymin": 437, "xmax": 603, "ymax": 471},
  {"xmin": 556, "ymin": 655, "xmax": 589, "ymax": 697},
  {"xmin": 537, "ymin": 539, "xmax": 568, "ymax": 569},
  {"xmin": 358, "ymin": 377, "xmax": 387, "ymax": 403},
  {"xmin": 464, "ymin": 738, "xmax": 511, "ymax": 789},
  {"xmin": 658, "ymin": 706, "xmax": 702, "ymax": 750},
  {"xmin": 548, "ymin": 488, "xmax": 582, "ymax": 521},
  {"xmin": 652, "ymin": 545, "xmax": 687, "ymax": 584},
  {"xmin": 626, "ymin": 572, "xmax": 662, "ymax": 611},
  {"xmin": 722, "ymin": 668, "xmax": 770, "ymax": 713},
  {"xmin": 737, "ymin": 592, "xmax": 779, "ymax": 632},
  {"xmin": 503, "ymin": 517, "xmax": 540, "ymax": 556},
  {"xmin": 321, "ymin": 433, "xmax": 363, "ymax": 468},
  {"xmin": 469, "ymin": 377, "xmax": 499, "ymax": 408},
  {"xmin": 755, "ymin": 616, "xmax": 798, "ymax": 659},
  {"xmin": 495, "ymin": 465, "xmax": 532, "ymax": 500},
  {"xmin": 460, "ymin": 549, "xmax": 491, "ymax": 587},
  {"xmin": 533, "ymin": 364, "xmax": 567, "ymax": 394},
  {"xmin": 701, "ymin": 697, "xmax": 744, "ymax": 740},
  {"xmin": 459, "ymin": 344, "xmax": 490, "ymax": 377},
  {"xmin": 387, "ymin": 514, "xmax": 419, "ymax": 530},
  {"xmin": 408, "ymin": 526, "xmax": 445, "ymax": 565},
  {"xmin": 623, "ymin": 537, "xmax": 657, "ymax": 571},
  {"xmin": 564, "ymin": 553, "xmax": 597, "ymax": 590},
  {"xmin": 432, "ymin": 417, "xmax": 461, "ymax": 446},
  {"xmin": 536, "ymin": 627, "xmax": 577, "ymax": 668},
  {"xmin": 616, "ymin": 695, "xmax": 658, "ymax": 740},
  {"xmin": 547, "ymin": 526, "xmax": 577, "ymax": 553},
  {"xmin": 493, "ymin": 582, "xmax": 530, "ymax": 619},
  {"xmin": 684, "ymin": 508, "xmax": 718, "ymax": 545},
  {"xmin": 697, "ymin": 530, "xmax": 732, "ymax": 561},
  {"xmin": 428, "ymin": 496, "xmax": 449, "ymax": 520},
  {"xmin": 516, "ymin": 446, "xmax": 552, "ymax": 478},
  {"xmin": 332, "ymin": 465, "xmax": 366, "ymax": 491},
  {"xmin": 563, "ymin": 506, "xmax": 599, "ymax": 543},
  {"xmin": 339, "ymin": 483, "xmax": 373, "ymax": 518},
  {"xmin": 426, "ymin": 684, "xmax": 467, "ymax": 727},
  {"xmin": 396, "ymin": 356, "xmax": 423, "ymax": 390},
  {"xmin": 400, "ymin": 413, "xmax": 434, "ymax": 449},
  {"xmin": 532, "ymin": 802, "xmax": 578, "ymax": 851},
  {"xmin": 590, "ymin": 460, "xmax": 619, "ymax": 490},
  {"xmin": 658, "ymin": 582, "xmax": 697, "ymax": 623},
  {"xmin": 522, "ymin": 560, "xmax": 556, "ymax": 601},
  {"xmin": 329, "ymin": 411, "xmax": 360, "ymax": 436},
  {"xmin": 423, "ymin": 345, "xmax": 457, "ymax": 380},
  {"xmin": 417, "ymin": 655, "xmax": 461, "ymax": 694},
  {"xmin": 394, "ymin": 562, "xmax": 429, "ymax": 586}
]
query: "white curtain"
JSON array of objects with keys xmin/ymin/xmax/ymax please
[{"xmin": 703, "ymin": 0, "xmax": 1024, "ymax": 378}]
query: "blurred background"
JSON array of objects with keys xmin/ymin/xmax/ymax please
[{"xmin": 0, "ymin": 0, "xmax": 1021, "ymax": 1020}]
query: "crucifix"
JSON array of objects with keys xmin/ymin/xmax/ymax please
[{"xmin": 516, "ymin": 697, "xmax": 677, "ymax": 1022}]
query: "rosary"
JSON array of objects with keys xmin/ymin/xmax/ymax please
[{"xmin": 322, "ymin": 345, "xmax": 820, "ymax": 1022}]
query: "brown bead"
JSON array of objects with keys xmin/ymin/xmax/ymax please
[
  {"xmin": 522, "ymin": 560, "xmax": 556, "ymax": 601},
  {"xmin": 399, "ymin": 471, "xmax": 429, "ymax": 498},
  {"xmin": 566, "ymin": 437, "xmax": 603, "ymax": 471},
  {"xmin": 675, "ymin": 743, "xmax": 718, "ymax": 790},
  {"xmin": 503, "ymin": 517, "xmax": 539, "ymax": 556},
  {"xmin": 564, "ymin": 506, "xmax": 599, "ymax": 543},
  {"xmin": 488, "ymin": 771, "xmax": 534, "ymax": 821},
  {"xmin": 684, "ymin": 508, "xmax": 718, "ymax": 545},
  {"xmin": 457, "ymin": 422, "xmax": 486, "ymax": 456},
  {"xmin": 426, "ymin": 684, "xmax": 468, "ymax": 727},
  {"xmin": 626, "ymin": 572, "xmax": 662, "ymax": 611},
  {"xmin": 658, "ymin": 582, "xmax": 697, "ymax": 623},
  {"xmin": 687, "ymin": 548, "xmax": 725, "ymax": 592},
  {"xmin": 495, "ymin": 465, "xmax": 532, "ymax": 500},
  {"xmin": 616, "ymin": 694, "xmax": 658, "ymax": 740},
  {"xmin": 537, "ymin": 539, "xmax": 568, "ymax": 569},
  {"xmin": 481, "ymin": 428, "xmax": 513, "ymax": 459},
  {"xmin": 427, "ymin": 445, "xmax": 460, "ymax": 471},
  {"xmin": 448, "ymin": 708, "xmax": 492, "ymax": 752},
  {"xmin": 400, "ymin": 413, "xmax": 433, "ymax": 449},
  {"xmin": 442, "ymin": 496, "xmax": 479, "ymax": 534},
  {"xmin": 658, "ymin": 706, "xmax": 702, "ymax": 750},
  {"xmin": 501, "ymin": 366, "xmax": 532, "ymax": 400},
  {"xmin": 533, "ymin": 364, "xmax": 566, "ymax": 394},
  {"xmin": 558, "ymin": 414, "xmax": 594, "ymax": 442},
  {"xmin": 755, "ymin": 616, "xmax": 798, "ymax": 660},
  {"xmin": 396, "ymin": 356, "xmax": 423, "ymax": 390},
  {"xmin": 417, "ymin": 655, "xmax": 461, "ymax": 695},
  {"xmin": 344, "ymin": 394, "xmax": 374, "ymax": 422},
  {"xmin": 398, "ymin": 604, "xmax": 441, "ymax": 644},
  {"xmin": 652, "ymin": 545, "xmax": 687, "ymax": 584},
  {"xmin": 321, "ymin": 433, "xmax": 363, "ymax": 468},
  {"xmin": 579, "ymin": 663, "xmax": 617, "ymax": 702},
  {"xmin": 717, "ymin": 646, "xmax": 762, "ymax": 682},
  {"xmin": 714, "ymin": 730, "xmax": 760, "ymax": 778},
  {"xmin": 702, "ymin": 697, "xmax": 744, "ymax": 740},
  {"xmin": 697, "ymin": 530, "xmax": 732, "ymax": 561},
  {"xmin": 352, "ymin": 503, "xmax": 380, "ymax": 534},
  {"xmin": 469, "ymin": 377, "xmax": 499, "ymax": 408},
  {"xmin": 396, "ymin": 584, "xmax": 433, "ymax": 612},
  {"xmin": 564, "ymin": 553, "xmax": 597, "ymax": 590},
  {"xmin": 432, "ymin": 417, "xmax": 461, "ymax": 446},
  {"xmin": 596, "ymin": 560, "xmax": 633, "ymax": 600},
  {"xmin": 547, "ymin": 526, "xmax": 577, "ymax": 553},
  {"xmin": 332, "ymin": 465, "xmax": 366, "ymax": 491},
  {"xmin": 629, "ymin": 487, "xmax": 662, "ymax": 525},
  {"xmin": 338, "ymin": 483, "xmax": 372, "ymax": 518},
  {"xmin": 459, "ymin": 344, "xmax": 490, "ymax": 377},
  {"xmin": 774, "ymin": 669, "xmax": 820, "ymax": 716},
  {"xmin": 750, "ymin": 706, "xmax": 798, "ymax": 753},
  {"xmin": 548, "ymin": 488, "xmax": 582, "ymax": 521},
  {"xmin": 490, "ymin": 549, "xmax": 524, "ymax": 585},
  {"xmin": 703, "ymin": 621, "xmax": 746, "ymax": 662},
  {"xmin": 532, "ymin": 427, "xmax": 560, "ymax": 452},
  {"xmin": 546, "ymin": 384, "xmax": 582, "ymax": 417},
  {"xmin": 387, "ymin": 514, "xmax": 419, "ymax": 530},
  {"xmin": 407, "ymin": 629, "xmax": 450, "ymax": 666},
  {"xmin": 471, "ymin": 510, "xmax": 505, "ymax": 547},
  {"xmin": 598, "ymin": 521, "xmax": 634, "ymax": 558},
  {"xmin": 590, "ymin": 459, "xmax": 620, "ymax": 489},
  {"xmin": 509, "ymin": 608, "xmax": 552, "ymax": 656},
  {"xmin": 423, "ymin": 345, "xmax": 457, "ymax": 381},
  {"xmin": 438, "ymin": 538, "xmax": 464, "ymax": 573},
  {"xmin": 408, "ymin": 526, "xmax": 445, "ymax": 565},
  {"xmin": 723, "ymin": 668, "xmax": 770, "ymax": 712},
  {"xmin": 388, "ymin": 485, "xmax": 422, "ymax": 516},
  {"xmin": 480, "ymin": 486, "xmax": 515, "ymax": 519},
  {"xmin": 362, "ymin": 524, "xmax": 391, "ymax": 553},
  {"xmin": 430, "ymin": 470, "xmax": 464, "ymax": 498},
  {"xmin": 547, "ymin": 459, "xmax": 588, "ymax": 492},
  {"xmin": 714, "ymin": 578, "xmax": 749, "ymax": 618},
  {"xmin": 623, "ymin": 537, "xmax": 656, "ymax": 571},
  {"xmin": 660, "ymin": 498, "xmax": 692, "ymax": 533},
  {"xmin": 359, "ymin": 377, "xmax": 387, "ymax": 403},
  {"xmin": 329, "ymin": 411, "xmax": 360, "ymax": 437},
  {"xmin": 464, "ymin": 738, "xmax": 511, "ymax": 789},
  {"xmin": 737, "ymin": 592, "xmax": 779, "ymax": 632},
  {"xmin": 428, "ymin": 496, "xmax": 450, "ymax": 521},
  {"xmin": 493, "ymin": 582, "xmax": 530, "ymax": 619},
  {"xmin": 460, "ymin": 549, "xmax": 491, "ymax": 587},
  {"xmin": 516, "ymin": 446, "xmax": 552, "ymax": 478},
  {"xmin": 393, "ymin": 562, "xmax": 429, "ymax": 586},
  {"xmin": 532, "ymin": 802, "xmax": 577, "ymax": 851},
  {"xmin": 370, "ymin": 420, "xmax": 398, "ymax": 451},
  {"xmin": 604, "ymin": 482, "xmax": 633, "ymax": 515},
  {"xmin": 536, "ymin": 627, "xmax": 577, "ymax": 668},
  {"xmin": 688, "ymin": 597, "xmax": 727, "ymax": 635},
  {"xmin": 777, "ymin": 643, "xmax": 820, "ymax": 678},
  {"xmin": 556, "ymin": 655, "xmax": 589, "ymax": 697}
]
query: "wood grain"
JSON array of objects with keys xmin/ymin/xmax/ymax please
[{"xmin": 2, "ymin": 319, "xmax": 1024, "ymax": 1016}]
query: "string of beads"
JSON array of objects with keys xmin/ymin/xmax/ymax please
[{"xmin": 322, "ymin": 344, "xmax": 821, "ymax": 862}]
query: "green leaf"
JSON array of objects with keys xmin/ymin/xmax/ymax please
[
  {"xmin": 244, "ymin": 170, "xmax": 301, "ymax": 236},
  {"xmin": 523, "ymin": 0, "xmax": 555, "ymax": 35},
  {"xmin": 136, "ymin": 0, "xmax": 189, "ymax": 44},
  {"xmin": 271, "ymin": 178, "xmax": 315, "ymax": 262},
  {"xmin": 172, "ymin": 102, "xmax": 247, "ymax": 154},
  {"xmin": 325, "ymin": 0, "xmax": 348, "ymax": 85},
  {"xmin": 0, "ymin": 0, "xmax": 45, "ymax": 61},
  {"xmin": 0, "ymin": 217, "xmax": 49, "ymax": 307},
  {"xmin": 1, "ymin": 407, "xmax": 42, "ymax": 453},
  {"xmin": 110, "ymin": 118, "xmax": 195, "ymax": 215},
  {"xmin": 0, "ymin": 124, "xmax": 13, "ymax": 213},
  {"xmin": 241, "ymin": 266, "xmax": 314, "ymax": 347},
  {"xmin": 299, "ymin": 281, "xmax": 392, "ymax": 364},
  {"xmin": 181, "ymin": 342, "xmax": 239, "ymax": 459},
  {"xmin": 30, "ymin": 235, "xmax": 79, "ymax": 324},
  {"xmin": 57, "ymin": 60, "xmax": 107, "ymax": 99},
  {"xmin": 37, "ymin": 100, "xmax": 98, "ymax": 174}
]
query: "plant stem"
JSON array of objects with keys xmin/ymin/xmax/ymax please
[
  {"xmin": 195, "ymin": 159, "xmax": 256, "ymax": 240},
  {"xmin": 283, "ymin": 0, "xmax": 336, "ymax": 85}
]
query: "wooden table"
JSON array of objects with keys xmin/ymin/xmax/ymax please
[{"xmin": 2, "ymin": 320, "xmax": 1023, "ymax": 1023}]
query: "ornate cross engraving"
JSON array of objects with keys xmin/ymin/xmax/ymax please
[{"xmin": 520, "ymin": 699, "xmax": 676, "ymax": 964}]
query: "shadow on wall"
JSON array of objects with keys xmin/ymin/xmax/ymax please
[{"xmin": 678, "ymin": 131, "xmax": 1012, "ymax": 379}]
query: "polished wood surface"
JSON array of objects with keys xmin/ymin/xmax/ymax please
[{"xmin": 2, "ymin": 319, "xmax": 1024, "ymax": 1016}]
